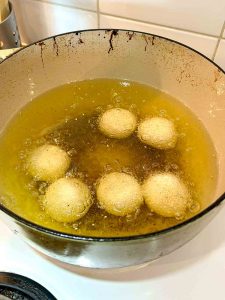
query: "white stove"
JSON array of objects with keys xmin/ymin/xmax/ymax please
[
  {"xmin": 1, "ymin": 207, "xmax": 225, "ymax": 300},
  {"xmin": 1, "ymin": 49, "xmax": 225, "ymax": 300}
]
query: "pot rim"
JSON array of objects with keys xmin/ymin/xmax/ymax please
[{"xmin": 0, "ymin": 28, "xmax": 224, "ymax": 242}]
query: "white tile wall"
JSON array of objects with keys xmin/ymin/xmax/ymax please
[
  {"xmin": 9, "ymin": 0, "xmax": 225, "ymax": 67},
  {"xmin": 12, "ymin": 0, "xmax": 97, "ymax": 44},
  {"xmin": 214, "ymin": 39, "xmax": 225, "ymax": 70},
  {"xmin": 99, "ymin": 0, "xmax": 225, "ymax": 36},
  {"xmin": 40, "ymin": 0, "xmax": 97, "ymax": 11},
  {"xmin": 100, "ymin": 15, "xmax": 218, "ymax": 58}
]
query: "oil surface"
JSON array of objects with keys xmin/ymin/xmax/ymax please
[{"xmin": 0, "ymin": 79, "xmax": 218, "ymax": 237}]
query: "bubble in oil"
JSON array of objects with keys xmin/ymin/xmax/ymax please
[
  {"xmin": 129, "ymin": 103, "xmax": 138, "ymax": 112},
  {"xmin": 103, "ymin": 163, "xmax": 113, "ymax": 173},
  {"xmin": 170, "ymin": 163, "xmax": 179, "ymax": 171},
  {"xmin": 95, "ymin": 106, "xmax": 103, "ymax": 113},
  {"xmin": 67, "ymin": 148, "xmax": 77, "ymax": 157},
  {"xmin": 175, "ymin": 212, "xmax": 185, "ymax": 221},
  {"xmin": 24, "ymin": 138, "xmax": 32, "ymax": 146},
  {"xmin": 70, "ymin": 103, "xmax": 78, "ymax": 110},
  {"xmin": 159, "ymin": 109, "xmax": 167, "ymax": 117},
  {"xmin": 66, "ymin": 168, "xmax": 78, "ymax": 178},
  {"xmin": 38, "ymin": 181, "xmax": 48, "ymax": 195},
  {"xmin": 147, "ymin": 211, "xmax": 154, "ymax": 217},
  {"xmin": 126, "ymin": 208, "xmax": 141, "ymax": 223},
  {"xmin": 120, "ymin": 81, "xmax": 130, "ymax": 87},
  {"xmin": 19, "ymin": 150, "xmax": 26, "ymax": 160},
  {"xmin": 111, "ymin": 92, "xmax": 123, "ymax": 104},
  {"xmin": 72, "ymin": 222, "xmax": 81, "ymax": 230},
  {"xmin": 189, "ymin": 201, "xmax": 201, "ymax": 213},
  {"xmin": 179, "ymin": 132, "xmax": 186, "ymax": 139}
]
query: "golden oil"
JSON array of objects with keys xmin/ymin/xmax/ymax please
[{"xmin": 0, "ymin": 79, "xmax": 217, "ymax": 237}]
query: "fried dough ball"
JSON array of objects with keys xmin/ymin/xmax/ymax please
[
  {"xmin": 44, "ymin": 177, "xmax": 92, "ymax": 223},
  {"xmin": 96, "ymin": 172, "xmax": 143, "ymax": 216},
  {"xmin": 142, "ymin": 173, "xmax": 190, "ymax": 218},
  {"xmin": 137, "ymin": 117, "xmax": 177, "ymax": 149},
  {"xmin": 27, "ymin": 145, "xmax": 70, "ymax": 182},
  {"xmin": 98, "ymin": 108, "xmax": 137, "ymax": 139}
]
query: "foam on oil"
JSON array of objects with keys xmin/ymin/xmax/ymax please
[{"xmin": 0, "ymin": 79, "xmax": 218, "ymax": 237}]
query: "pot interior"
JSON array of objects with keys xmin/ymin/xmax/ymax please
[{"xmin": 0, "ymin": 29, "xmax": 224, "ymax": 226}]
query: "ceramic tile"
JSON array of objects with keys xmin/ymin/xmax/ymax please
[
  {"xmin": 100, "ymin": 14, "xmax": 218, "ymax": 58},
  {"xmin": 99, "ymin": 0, "xmax": 225, "ymax": 36},
  {"xmin": 12, "ymin": 0, "xmax": 97, "ymax": 44},
  {"xmin": 39, "ymin": 0, "xmax": 97, "ymax": 11}
]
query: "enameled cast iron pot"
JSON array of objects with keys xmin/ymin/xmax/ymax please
[{"xmin": 0, "ymin": 29, "xmax": 225, "ymax": 269}]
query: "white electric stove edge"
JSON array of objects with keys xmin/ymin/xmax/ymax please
[{"xmin": 1, "ymin": 207, "xmax": 225, "ymax": 300}]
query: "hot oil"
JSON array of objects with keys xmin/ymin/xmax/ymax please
[{"xmin": 0, "ymin": 79, "xmax": 218, "ymax": 237}]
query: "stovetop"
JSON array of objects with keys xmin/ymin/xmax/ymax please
[{"xmin": 1, "ymin": 207, "xmax": 225, "ymax": 300}]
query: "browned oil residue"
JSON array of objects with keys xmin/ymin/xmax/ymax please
[
  {"xmin": 108, "ymin": 30, "xmax": 119, "ymax": 53},
  {"xmin": 53, "ymin": 37, "xmax": 59, "ymax": 56}
]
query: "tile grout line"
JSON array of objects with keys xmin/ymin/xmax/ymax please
[
  {"xmin": 97, "ymin": 0, "xmax": 100, "ymax": 29},
  {"xmin": 98, "ymin": 12, "xmax": 220, "ymax": 38},
  {"xmin": 211, "ymin": 21, "xmax": 225, "ymax": 61},
  {"xmin": 33, "ymin": 0, "xmax": 97, "ymax": 14},
  {"xmin": 31, "ymin": 0, "xmax": 221, "ymax": 39}
]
